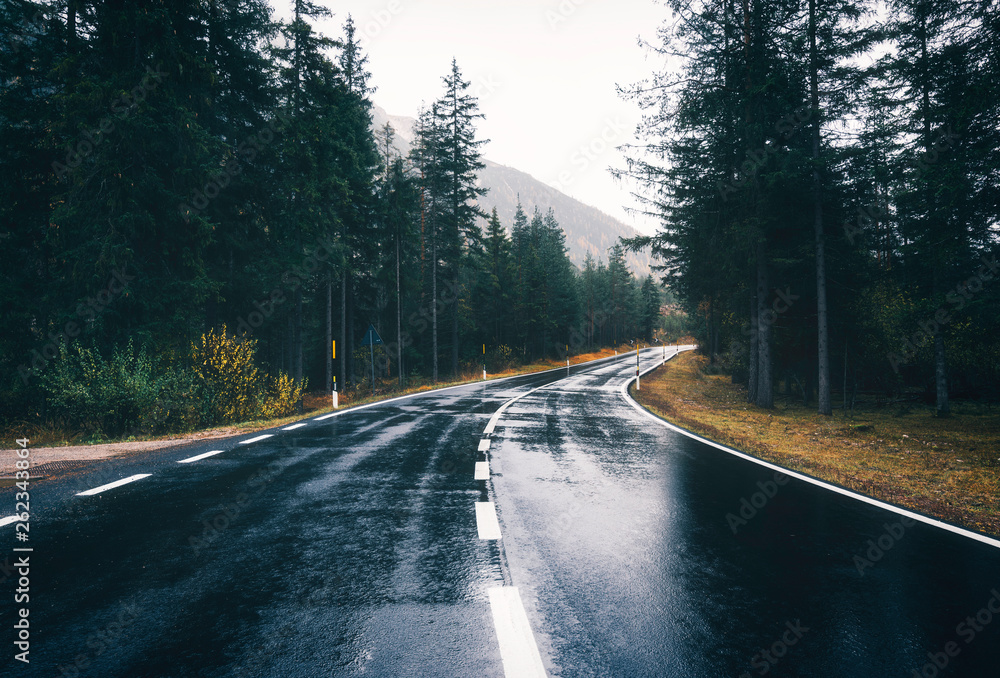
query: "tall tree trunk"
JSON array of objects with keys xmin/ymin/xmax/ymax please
[
  {"xmin": 285, "ymin": 314, "xmax": 294, "ymax": 376},
  {"xmin": 396, "ymin": 222, "xmax": 404, "ymax": 387},
  {"xmin": 756, "ymin": 245, "xmax": 773, "ymax": 408},
  {"xmin": 294, "ymin": 288, "xmax": 303, "ymax": 412},
  {"xmin": 748, "ymin": 288, "xmax": 759, "ymax": 403},
  {"xmin": 919, "ymin": 8, "xmax": 949, "ymax": 415},
  {"xmin": 809, "ymin": 0, "xmax": 832, "ymax": 415},
  {"xmin": 432, "ymin": 234, "xmax": 439, "ymax": 383},
  {"xmin": 347, "ymin": 280, "xmax": 355, "ymax": 386},
  {"xmin": 326, "ymin": 274, "xmax": 332, "ymax": 395},
  {"xmin": 451, "ymin": 273, "xmax": 459, "ymax": 377},
  {"xmin": 67, "ymin": 0, "xmax": 77, "ymax": 48},
  {"xmin": 843, "ymin": 339, "xmax": 849, "ymax": 412},
  {"xmin": 339, "ymin": 269, "xmax": 347, "ymax": 390},
  {"xmin": 935, "ymin": 332, "xmax": 949, "ymax": 414},
  {"xmin": 708, "ymin": 296, "xmax": 717, "ymax": 365}
]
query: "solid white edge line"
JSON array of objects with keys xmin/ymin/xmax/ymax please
[
  {"xmin": 475, "ymin": 501, "xmax": 502, "ymax": 540},
  {"xmin": 488, "ymin": 587, "xmax": 548, "ymax": 678},
  {"xmin": 238, "ymin": 434, "xmax": 273, "ymax": 445},
  {"xmin": 621, "ymin": 348, "xmax": 1000, "ymax": 551},
  {"xmin": 475, "ymin": 461, "xmax": 490, "ymax": 481},
  {"xmin": 0, "ymin": 515, "xmax": 23, "ymax": 527},
  {"xmin": 177, "ymin": 450, "xmax": 225, "ymax": 464},
  {"xmin": 76, "ymin": 474, "xmax": 153, "ymax": 497},
  {"xmin": 282, "ymin": 423, "xmax": 308, "ymax": 431},
  {"xmin": 479, "ymin": 438, "xmax": 491, "ymax": 452}
]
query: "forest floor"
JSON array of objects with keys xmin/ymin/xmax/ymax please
[
  {"xmin": 0, "ymin": 345, "xmax": 641, "ymax": 478},
  {"xmin": 633, "ymin": 350, "xmax": 1000, "ymax": 539}
]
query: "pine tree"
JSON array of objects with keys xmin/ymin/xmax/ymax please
[
  {"xmin": 481, "ymin": 207, "xmax": 514, "ymax": 347},
  {"xmin": 432, "ymin": 59, "xmax": 488, "ymax": 376}
]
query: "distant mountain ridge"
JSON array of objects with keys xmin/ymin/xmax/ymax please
[{"xmin": 371, "ymin": 105, "xmax": 652, "ymax": 275}]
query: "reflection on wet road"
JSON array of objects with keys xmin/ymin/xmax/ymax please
[
  {"xmin": 3, "ymin": 348, "xmax": 998, "ymax": 677},
  {"xmin": 493, "ymin": 351, "xmax": 1000, "ymax": 677}
]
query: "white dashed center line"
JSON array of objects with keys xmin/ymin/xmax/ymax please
[
  {"xmin": 475, "ymin": 502, "xmax": 502, "ymax": 540},
  {"xmin": 478, "ymin": 438, "xmax": 491, "ymax": 452},
  {"xmin": 488, "ymin": 587, "xmax": 548, "ymax": 678},
  {"xmin": 177, "ymin": 450, "xmax": 225, "ymax": 464},
  {"xmin": 238, "ymin": 434, "xmax": 273, "ymax": 445},
  {"xmin": 281, "ymin": 423, "xmax": 308, "ymax": 431},
  {"xmin": 0, "ymin": 516, "xmax": 24, "ymax": 528},
  {"xmin": 475, "ymin": 461, "xmax": 490, "ymax": 481},
  {"xmin": 76, "ymin": 474, "xmax": 152, "ymax": 497}
]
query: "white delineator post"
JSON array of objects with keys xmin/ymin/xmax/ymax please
[
  {"xmin": 332, "ymin": 340, "xmax": 339, "ymax": 409},
  {"xmin": 636, "ymin": 343, "xmax": 640, "ymax": 391}
]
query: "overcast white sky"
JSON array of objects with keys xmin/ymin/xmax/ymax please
[{"xmin": 289, "ymin": 0, "xmax": 670, "ymax": 235}]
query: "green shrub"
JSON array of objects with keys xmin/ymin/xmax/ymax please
[
  {"xmin": 40, "ymin": 341, "xmax": 160, "ymax": 437},
  {"xmin": 190, "ymin": 326, "xmax": 262, "ymax": 424},
  {"xmin": 136, "ymin": 367, "xmax": 205, "ymax": 435},
  {"xmin": 39, "ymin": 328, "xmax": 303, "ymax": 438},
  {"xmin": 488, "ymin": 344, "xmax": 516, "ymax": 372},
  {"xmin": 259, "ymin": 373, "xmax": 305, "ymax": 420}
]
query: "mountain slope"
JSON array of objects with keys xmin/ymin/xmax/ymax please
[{"xmin": 371, "ymin": 105, "xmax": 652, "ymax": 275}]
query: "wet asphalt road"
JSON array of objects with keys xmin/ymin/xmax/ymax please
[{"xmin": 2, "ymin": 347, "xmax": 999, "ymax": 677}]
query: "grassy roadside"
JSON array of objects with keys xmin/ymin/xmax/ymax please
[
  {"xmin": 632, "ymin": 350, "xmax": 1000, "ymax": 539},
  {"xmin": 4, "ymin": 345, "xmax": 636, "ymax": 450}
]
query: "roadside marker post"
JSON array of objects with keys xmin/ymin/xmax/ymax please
[
  {"xmin": 566, "ymin": 344, "xmax": 570, "ymax": 373},
  {"xmin": 332, "ymin": 341, "xmax": 338, "ymax": 409},
  {"xmin": 636, "ymin": 342, "xmax": 641, "ymax": 391},
  {"xmin": 483, "ymin": 343, "xmax": 487, "ymax": 380}
]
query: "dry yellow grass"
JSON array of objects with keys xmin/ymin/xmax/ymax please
[{"xmin": 633, "ymin": 351, "xmax": 1000, "ymax": 539}]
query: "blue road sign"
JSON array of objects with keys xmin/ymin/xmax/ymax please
[{"xmin": 361, "ymin": 323, "xmax": 383, "ymax": 347}]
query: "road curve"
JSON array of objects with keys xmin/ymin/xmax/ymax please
[
  {"xmin": 489, "ymin": 347, "xmax": 1000, "ymax": 677},
  {"xmin": 2, "ymin": 346, "xmax": 997, "ymax": 677}
]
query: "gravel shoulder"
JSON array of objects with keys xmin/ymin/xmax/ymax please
[{"xmin": 0, "ymin": 426, "xmax": 248, "ymax": 479}]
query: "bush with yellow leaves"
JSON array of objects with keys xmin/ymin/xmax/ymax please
[
  {"xmin": 191, "ymin": 326, "xmax": 263, "ymax": 423},
  {"xmin": 191, "ymin": 326, "xmax": 303, "ymax": 424}
]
